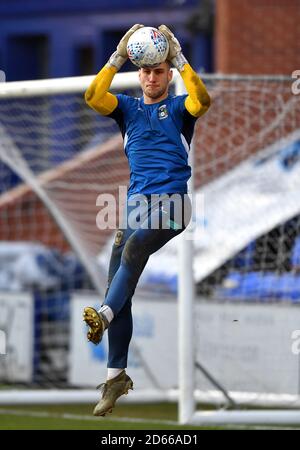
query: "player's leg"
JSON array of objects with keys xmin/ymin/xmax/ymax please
[
  {"xmin": 92, "ymin": 228, "xmax": 176, "ymax": 415},
  {"xmin": 84, "ymin": 226, "xmax": 137, "ymax": 417},
  {"xmin": 90, "ymin": 194, "xmax": 191, "ymax": 416},
  {"xmin": 104, "ymin": 193, "xmax": 191, "ymax": 316},
  {"xmin": 92, "ymin": 299, "xmax": 134, "ymax": 416},
  {"xmin": 83, "ymin": 222, "xmax": 135, "ymax": 345},
  {"xmin": 83, "ymin": 194, "xmax": 152, "ymax": 344},
  {"xmin": 87, "ymin": 200, "xmax": 148, "ymax": 416},
  {"xmin": 92, "ymin": 262, "xmax": 152, "ymax": 417}
]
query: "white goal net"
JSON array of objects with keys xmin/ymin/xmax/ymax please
[{"xmin": 0, "ymin": 72, "xmax": 300, "ymax": 425}]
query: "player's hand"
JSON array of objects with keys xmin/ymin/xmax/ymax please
[
  {"xmin": 107, "ymin": 24, "xmax": 144, "ymax": 70},
  {"xmin": 158, "ymin": 24, "xmax": 181, "ymax": 60},
  {"xmin": 158, "ymin": 24, "xmax": 187, "ymax": 71},
  {"xmin": 117, "ymin": 24, "xmax": 144, "ymax": 58}
]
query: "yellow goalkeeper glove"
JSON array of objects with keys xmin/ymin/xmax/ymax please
[
  {"xmin": 158, "ymin": 24, "xmax": 188, "ymax": 72},
  {"xmin": 107, "ymin": 24, "xmax": 144, "ymax": 71}
]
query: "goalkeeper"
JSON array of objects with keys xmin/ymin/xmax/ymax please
[{"xmin": 84, "ymin": 24, "xmax": 211, "ymax": 417}]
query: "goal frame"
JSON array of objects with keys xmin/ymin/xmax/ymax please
[
  {"xmin": 1, "ymin": 71, "xmax": 300, "ymax": 427},
  {"xmin": 176, "ymin": 73, "xmax": 300, "ymax": 426}
]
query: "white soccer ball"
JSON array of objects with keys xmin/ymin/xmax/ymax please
[{"xmin": 127, "ymin": 27, "xmax": 169, "ymax": 68}]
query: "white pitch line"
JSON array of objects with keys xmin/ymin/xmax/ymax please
[
  {"xmin": 0, "ymin": 408, "xmax": 178, "ymax": 426},
  {"xmin": 1, "ymin": 408, "xmax": 300, "ymax": 430}
]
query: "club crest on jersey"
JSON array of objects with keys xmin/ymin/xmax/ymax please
[{"xmin": 158, "ymin": 104, "xmax": 168, "ymax": 120}]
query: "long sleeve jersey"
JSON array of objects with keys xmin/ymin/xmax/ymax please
[{"xmin": 85, "ymin": 64, "xmax": 210, "ymax": 195}]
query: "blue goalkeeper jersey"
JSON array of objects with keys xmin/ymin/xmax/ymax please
[{"xmin": 109, "ymin": 93, "xmax": 197, "ymax": 196}]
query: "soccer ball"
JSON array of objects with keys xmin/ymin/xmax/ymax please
[{"xmin": 127, "ymin": 27, "xmax": 169, "ymax": 68}]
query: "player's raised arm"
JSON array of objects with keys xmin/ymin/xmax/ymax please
[
  {"xmin": 159, "ymin": 24, "xmax": 211, "ymax": 118},
  {"xmin": 85, "ymin": 24, "xmax": 144, "ymax": 115}
]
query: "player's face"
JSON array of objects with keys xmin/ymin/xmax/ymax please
[{"xmin": 139, "ymin": 62, "xmax": 173, "ymax": 103}]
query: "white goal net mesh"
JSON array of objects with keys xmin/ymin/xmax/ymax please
[
  {"xmin": 192, "ymin": 76, "xmax": 300, "ymax": 408},
  {"xmin": 0, "ymin": 74, "xmax": 300, "ymax": 412}
]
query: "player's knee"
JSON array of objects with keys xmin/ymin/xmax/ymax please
[{"xmin": 110, "ymin": 230, "xmax": 125, "ymax": 258}]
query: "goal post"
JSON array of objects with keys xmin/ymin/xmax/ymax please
[
  {"xmin": 1, "ymin": 71, "xmax": 300, "ymax": 427},
  {"xmin": 175, "ymin": 75, "xmax": 195, "ymax": 424},
  {"xmin": 177, "ymin": 73, "xmax": 300, "ymax": 426}
]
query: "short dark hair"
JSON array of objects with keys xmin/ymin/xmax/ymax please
[{"xmin": 139, "ymin": 61, "xmax": 171, "ymax": 70}]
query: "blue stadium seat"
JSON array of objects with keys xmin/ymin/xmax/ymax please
[
  {"xmin": 291, "ymin": 236, "xmax": 300, "ymax": 269},
  {"xmin": 231, "ymin": 241, "xmax": 255, "ymax": 269},
  {"xmin": 218, "ymin": 271, "xmax": 300, "ymax": 303}
]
